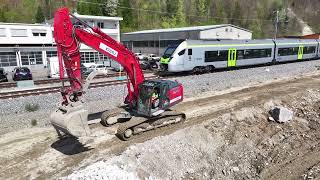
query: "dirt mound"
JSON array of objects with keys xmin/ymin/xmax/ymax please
[{"xmin": 65, "ymin": 89, "xmax": 320, "ymax": 179}]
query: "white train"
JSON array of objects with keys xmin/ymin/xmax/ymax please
[{"xmin": 160, "ymin": 39, "xmax": 319, "ymax": 73}]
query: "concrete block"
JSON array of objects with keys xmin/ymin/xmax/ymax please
[
  {"xmin": 16, "ymin": 80, "xmax": 34, "ymax": 88},
  {"xmin": 269, "ymin": 106, "xmax": 293, "ymax": 123}
]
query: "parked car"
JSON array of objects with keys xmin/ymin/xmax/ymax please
[
  {"xmin": 85, "ymin": 64, "xmax": 108, "ymax": 74},
  {"xmin": 147, "ymin": 54, "xmax": 160, "ymax": 61},
  {"xmin": 134, "ymin": 53, "xmax": 146, "ymax": 60},
  {"xmin": 12, "ymin": 67, "xmax": 32, "ymax": 81},
  {"xmin": 88, "ymin": 64, "xmax": 108, "ymax": 71},
  {"xmin": 0, "ymin": 68, "xmax": 8, "ymax": 82},
  {"xmin": 139, "ymin": 60, "xmax": 159, "ymax": 70}
]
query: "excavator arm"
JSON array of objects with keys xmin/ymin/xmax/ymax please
[{"xmin": 54, "ymin": 7, "xmax": 144, "ymax": 106}]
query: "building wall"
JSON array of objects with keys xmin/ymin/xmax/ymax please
[
  {"xmin": 200, "ymin": 26, "xmax": 252, "ymax": 40},
  {"xmin": 0, "ymin": 23, "xmax": 53, "ymax": 45},
  {"xmin": 122, "ymin": 25, "xmax": 252, "ymax": 56}
]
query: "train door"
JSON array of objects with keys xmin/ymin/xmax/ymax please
[
  {"xmin": 298, "ymin": 46, "xmax": 304, "ymax": 60},
  {"xmin": 184, "ymin": 48, "xmax": 194, "ymax": 70},
  {"xmin": 228, "ymin": 48, "xmax": 237, "ymax": 67}
]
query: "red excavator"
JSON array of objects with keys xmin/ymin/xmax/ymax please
[{"xmin": 50, "ymin": 7, "xmax": 185, "ymax": 140}]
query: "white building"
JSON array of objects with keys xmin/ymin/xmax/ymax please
[
  {"xmin": 122, "ymin": 24, "xmax": 252, "ymax": 55},
  {"xmin": 0, "ymin": 13, "xmax": 123, "ymax": 72}
]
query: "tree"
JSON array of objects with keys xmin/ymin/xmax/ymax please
[
  {"xmin": 35, "ymin": 6, "xmax": 45, "ymax": 23},
  {"xmin": 0, "ymin": 9, "xmax": 6, "ymax": 22},
  {"xmin": 118, "ymin": 0, "xmax": 134, "ymax": 32},
  {"xmin": 104, "ymin": 0, "xmax": 118, "ymax": 16},
  {"xmin": 231, "ymin": 0, "xmax": 243, "ymax": 26}
]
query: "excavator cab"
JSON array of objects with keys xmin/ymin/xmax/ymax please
[{"xmin": 137, "ymin": 80, "xmax": 172, "ymax": 117}]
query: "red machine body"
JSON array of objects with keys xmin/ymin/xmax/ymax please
[{"xmin": 51, "ymin": 7, "xmax": 184, "ymax": 138}]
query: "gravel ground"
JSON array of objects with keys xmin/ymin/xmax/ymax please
[
  {"xmin": 64, "ymin": 89, "xmax": 320, "ymax": 179},
  {"xmin": 0, "ymin": 60, "xmax": 320, "ymax": 135}
]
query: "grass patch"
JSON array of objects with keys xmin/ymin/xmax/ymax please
[{"xmin": 25, "ymin": 103, "xmax": 39, "ymax": 112}]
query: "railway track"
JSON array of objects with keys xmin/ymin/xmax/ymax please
[
  {"xmin": 0, "ymin": 71, "xmax": 154, "ymax": 89},
  {"xmin": 0, "ymin": 75, "xmax": 160, "ymax": 100}
]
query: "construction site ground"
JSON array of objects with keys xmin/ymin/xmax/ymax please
[{"xmin": 1, "ymin": 71, "xmax": 320, "ymax": 179}]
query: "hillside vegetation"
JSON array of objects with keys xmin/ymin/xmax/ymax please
[{"xmin": 0, "ymin": 0, "xmax": 318, "ymax": 38}]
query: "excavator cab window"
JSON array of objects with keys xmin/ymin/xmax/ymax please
[
  {"xmin": 137, "ymin": 84, "xmax": 153, "ymax": 116},
  {"xmin": 137, "ymin": 81, "xmax": 171, "ymax": 117}
]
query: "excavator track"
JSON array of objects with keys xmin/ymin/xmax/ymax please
[
  {"xmin": 117, "ymin": 110, "xmax": 186, "ymax": 141},
  {"xmin": 100, "ymin": 107, "xmax": 126, "ymax": 126}
]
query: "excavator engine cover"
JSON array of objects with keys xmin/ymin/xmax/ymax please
[{"xmin": 50, "ymin": 102, "xmax": 90, "ymax": 137}]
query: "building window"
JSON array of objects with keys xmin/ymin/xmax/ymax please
[
  {"xmin": 188, "ymin": 49, "xmax": 192, "ymax": 55},
  {"xmin": 32, "ymin": 29, "xmax": 47, "ymax": 37},
  {"xmin": 0, "ymin": 52, "xmax": 17, "ymax": 67},
  {"xmin": 80, "ymin": 52, "xmax": 110, "ymax": 64},
  {"xmin": 97, "ymin": 22, "xmax": 104, "ymax": 29},
  {"xmin": 20, "ymin": 52, "xmax": 43, "ymax": 65},
  {"xmin": 11, "ymin": 29, "xmax": 28, "ymax": 37},
  {"xmin": 47, "ymin": 51, "xmax": 57, "ymax": 58}
]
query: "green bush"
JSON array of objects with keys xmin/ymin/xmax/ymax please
[
  {"xmin": 31, "ymin": 119, "xmax": 38, "ymax": 126},
  {"xmin": 25, "ymin": 103, "xmax": 39, "ymax": 112}
]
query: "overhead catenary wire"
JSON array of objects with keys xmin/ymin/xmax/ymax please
[{"xmin": 76, "ymin": 0, "xmax": 276, "ymax": 22}]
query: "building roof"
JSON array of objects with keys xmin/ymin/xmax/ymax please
[
  {"xmin": 72, "ymin": 13, "xmax": 123, "ymax": 21},
  {"xmin": 0, "ymin": 22, "xmax": 51, "ymax": 27},
  {"xmin": 124, "ymin": 24, "xmax": 252, "ymax": 35}
]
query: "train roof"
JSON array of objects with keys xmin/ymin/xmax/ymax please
[
  {"xmin": 184, "ymin": 39, "xmax": 319, "ymax": 46},
  {"xmin": 273, "ymin": 38, "xmax": 318, "ymax": 43},
  {"xmin": 185, "ymin": 39, "xmax": 274, "ymax": 45}
]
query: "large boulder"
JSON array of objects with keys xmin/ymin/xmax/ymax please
[{"xmin": 269, "ymin": 106, "xmax": 294, "ymax": 123}]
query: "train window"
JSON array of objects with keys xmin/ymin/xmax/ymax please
[
  {"xmin": 266, "ymin": 49, "xmax": 272, "ymax": 57},
  {"xmin": 244, "ymin": 49, "xmax": 253, "ymax": 58},
  {"xmin": 237, "ymin": 50, "xmax": 244, "ymax": 60},
  {"xmin": 278, "ymin": 47, "xmax": 300, "ymax": 56},
  {"xmin": 305, "ymin": 46, "xmax": 316, "ymax": 54},
  {"xmin": 178, "ymin": 49, "xmax": 185, "ymax": 56},
  {"xmin": 244, "ymin": 48, "xmax": 272, "ymax": 59},
  {"xmin": 205, "ymin": 50, "xmax": 228, "ymax": 62},
  {"xmin": 188, "ymin": 49, "xmax": 193, "ymax": 55}
]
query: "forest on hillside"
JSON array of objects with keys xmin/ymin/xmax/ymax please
[{"xmin": 0, "ymin": 0, "xmax": 318, "ymax": 38}]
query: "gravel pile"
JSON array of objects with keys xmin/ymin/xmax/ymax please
[{"xmin": 0, "ymin": 60, "xmax": 320, "ymax": 135}]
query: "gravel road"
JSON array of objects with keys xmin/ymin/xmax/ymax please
[{"xmin": 0, "ymin": 60, "xmax": 320, "ymax": 135}]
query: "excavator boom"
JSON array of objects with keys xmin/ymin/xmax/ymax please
[{"xmin": 54, "ymin": 7, "xmax": 144, "ymax": 106}]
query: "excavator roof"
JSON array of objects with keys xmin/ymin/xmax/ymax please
[{"xmin": 142, "ymin": 79, "xmax": 180, "ymax": 89}]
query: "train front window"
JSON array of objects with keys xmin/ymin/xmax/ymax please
[
  {"xmin": 178, "ymin": 49, "xmax": 185, "ymax": 56},
  {"xmin": 163, "ymin": 47, "xmax": 177, "ymax": 58}
]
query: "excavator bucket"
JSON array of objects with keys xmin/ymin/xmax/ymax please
[{"xmin": 50, "ymin": 102, "xmax": 91, "ymax": 137}]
